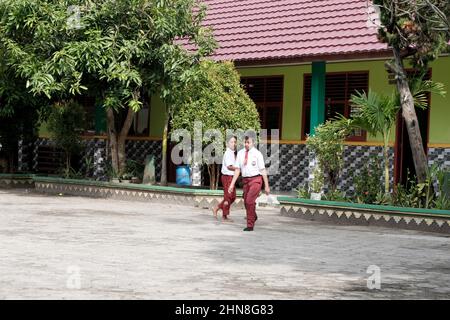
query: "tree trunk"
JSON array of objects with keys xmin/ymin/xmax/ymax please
[
  {"xmin": 383, "ymin": 135, "xmax": 390, "ymax": 194},
  {"xmin": 117, "ymin": 107, "xmax": 135, "ymax": 175},
  {"xmin": 207, "ymin": 164, "xmax": 220, "ymax": 190},
  {"xmin": 65, "ymin": 152, "xmax": 71, "ymax": 177},
  {"xmin": 208, "ymin": 164, "xmax": 217, "ymax": 190},
  {"xmin": 106, "ymin": 108, "xmax": 119, "ymax": 178},
  {"xmin": 160, "ymin": 111, "xmax": 170, "ymax": 186},
  {"xmin": 106, "ymin": 107, "xmax": 135, "ymax": 178},
  {"xmin": 8, "ymin": 153, "xmax": 14, "ymax": 173},
  {"xmin": 215, "ymin": 164, "xmax": 220, "ymax": 190},
  {"xmin": 392, "ymin": 48, "xmax": 428, "ymax": 183}
]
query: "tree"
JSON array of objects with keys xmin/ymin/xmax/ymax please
[
  {"xmin": 0, "ymin": 48, "xmax": 49, "ymax": 172},
  {"xmin": 0, "ymin": 0, "xmax": 215, "ymax": 179},
  {"xmin": 374, "ymin": 0, "xmax": 450, "ymax": 183},
  {"xmin": 170, "ymin": 61, "xmax": 261, "ymax": 189}
]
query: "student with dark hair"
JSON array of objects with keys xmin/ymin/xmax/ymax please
[{"xmin": 228, "ymin": 135, "xmax": 270, "ymax": 231}]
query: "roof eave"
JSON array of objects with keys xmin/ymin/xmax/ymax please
[{"xmin": 228, "ymin": 49, "xmax": 393, "ymax": 68}]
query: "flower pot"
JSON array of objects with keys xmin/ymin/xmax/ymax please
[
  {"xmin": 310, "ymin": 192, "xmax": 322, "ymax": 201},
  {"xmin": 131, "ymin": 177, "xmax": 141, "ymax": 184}
]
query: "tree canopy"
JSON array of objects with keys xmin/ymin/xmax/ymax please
[
  {"xmin": 0, "ymin": 0, "xmax": 216, "ymax": 177},
  {"xmin": 373, "ymin": 0, "xmax": 449, "ymax": 183},
  {"xmin": 170, "ymin": 60, "xmax": 261, "ymax": 189},
  {"xmin": 171, "ymin": 61, "xmax": 260, "ymax": 139},
  {"xmin": 375, "ymin": 0, "xmax": 450, "ymax": 69},
  {"xmin": 0, "ymin": 0, "xmax": 216, "ymax": 103}
]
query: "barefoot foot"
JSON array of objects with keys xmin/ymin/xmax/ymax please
[{"xmin": 212, "ymin": 206, "xmax": 219, "ymax": 219}]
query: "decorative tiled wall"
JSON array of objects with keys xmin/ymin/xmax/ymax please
[
  {"xmin": 125, "ymin": 140, "xmax": 162, "ymax": 181},
  {"xmin": 25, "ymin": 139, "xmax": 449, "ymax": 194},
  {"xmin": 341, "ymin": 145, "xmax": 394, "ymax": 195},
  {"xmin": 428, "ymin": 148, "xmax": 450, "ymax": 169},
  {"xmin": 30, "ymin": 138, "xmax": 162, "ymax": 181},
  {"xmin": 261, "ymin": 143, "xmax": 394, "ymax": 194},
  {"xmin": 17, "ymin": 139, "xmax": 34, "ymax": 172},
  {"xmin": 79, "ymin": 139, "xmax": 108, "ymax": 180},
  {"xmin": 32, "ymin": 138, "xmax": 55, "ymax": 171},
  {"xmin": 262, "ymin": 143, "xmax": 310, "ymax": 192}
]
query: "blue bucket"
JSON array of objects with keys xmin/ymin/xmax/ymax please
[{"xmin": 176, "ymin": 165, "xmax": 191, "ymax": 186}]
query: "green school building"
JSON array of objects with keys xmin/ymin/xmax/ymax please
[{"xmin": 26, "ymin": 0, "xmax": 449, "ymax": 193}]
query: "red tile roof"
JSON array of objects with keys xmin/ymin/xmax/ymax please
[{"xmin": 201, "ymin": 0, "xmax": 389, "ymax": 63}]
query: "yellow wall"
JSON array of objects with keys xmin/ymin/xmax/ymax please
[
  {"xmin": 40, "ymin": 56, "xmax": 450, "ymax": 146},
  {"xmin": 428, "ymin": 57, "xmax": 450, "ymax": 144},
  {"xmin": 149, "ymin": 94, "xmax": 166, "ymax": 138},
  {"xmin": 238, "ymin": 56, "xmax": 450, "ymax": 144}
]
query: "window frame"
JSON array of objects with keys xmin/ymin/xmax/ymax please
[
  {"xmin": 241, "ymin": 75, "xmax": 284, "ymax": 138},
  {"xmin": 301, "ymin": 70, "xmax": 369, "ymax": 141}
]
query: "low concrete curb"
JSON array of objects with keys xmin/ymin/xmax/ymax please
[
  {"xmin": 32, "ymin": 176, "xmax": 245, "ymax": 209},
  {"xmin": 0, "ymin": 174, "xmax": 35, "ymax": 189},
  {"xmin": 278, "ymin": 197, "xmax": 450, "ymax": 234}
]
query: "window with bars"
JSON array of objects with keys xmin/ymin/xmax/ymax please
[
  {"xmin": 241, "ymin": 76, "xmax": 283, "ymax": 136},
  {"xmin": 76, "ymin": 95, "xmax": 97, "ymax": 134},
  {"xmin": 302, "ymin": 71, "xmax": 369, "ymax": 141}
]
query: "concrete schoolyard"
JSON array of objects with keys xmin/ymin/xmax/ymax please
[{"xmin": 0, "ymin": 189, "xmax": 449, "ymax": 299}]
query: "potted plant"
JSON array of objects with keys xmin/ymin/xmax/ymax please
[{"xmin": 120, "ymin": 172, "xmax": 133, "ymax": 184}]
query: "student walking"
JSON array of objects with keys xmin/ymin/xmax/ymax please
[
  {"xmin": 228, "ymin": 135, "xmax": 270, "ymax": 231},
  {"xmin": 212, "ymin": 136, "xmax": 237, "ymax": 222}
]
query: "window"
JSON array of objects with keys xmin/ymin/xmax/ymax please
[
  {"xmin": 132, "ymin": 106, "xmax": 150, "ymax": 136},
  {"xmin": 241, "ymin": 76, "xmax": 283, "ymax": 136},
  {"xmin": 77, "ymin": 96, "xmax": 97, "ymax": 134},
  {"xmin": 76, "ymin": 94, "xmax": 151, "ymax": 137},
  {"xmin": 302, "ymin": 71, "xmax": 369, "ymax": 141}
]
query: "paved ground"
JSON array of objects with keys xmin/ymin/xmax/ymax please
[{"xmin": 1, "ymin": 189, "xmax": 450, "ymax": 300}]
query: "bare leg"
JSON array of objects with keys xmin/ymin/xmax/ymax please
[{"xmin": 212, "ymin": 205, "xmax": 220, "ymax": 219}]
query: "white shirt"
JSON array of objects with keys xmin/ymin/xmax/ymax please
[
  {"xmin": 234, "ymin": 147, "xmax": 266, "ymax": 177},
  {"xmin": 221, "ymin": 148, "xmax": 236, "ymax": 176}
]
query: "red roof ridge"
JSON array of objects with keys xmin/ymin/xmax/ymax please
[
  {"xmin": 204, "ymin": 0, "xmax": 358, "ymax": 17},
  {"xmin": 202, "ymin": 0, "xmax": 353, "ymax": 13},
  {"xmin": 204, "ymin": 4, "xmax": 365, "ymax": 26}
]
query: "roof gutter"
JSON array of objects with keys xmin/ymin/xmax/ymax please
[{"xmin": 233, "ymin": 52, "xmax": 450, "ymax": 69}]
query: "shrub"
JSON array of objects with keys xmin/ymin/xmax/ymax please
[
  {"xmin": 306, "ymin": 119, "xmax": 352, "ymax": 193},
  {"xmin": 353, "ymin": 156, "xmax": 384, "ymax": 204}
]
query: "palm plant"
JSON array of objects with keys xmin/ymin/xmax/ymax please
[
  {"xmin": 348, "ymin": 79, "xmax": 446, "ymax": 195},
  {"xmin": 349, "ymin": 91, "xmax": 398, "ymax": 194},
  {"xmin": 410, "ymin": 79, "xmax": 447, "ymax": 110}
]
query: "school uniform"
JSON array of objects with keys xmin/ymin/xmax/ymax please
[
  {"xmin": 234, "ymin": 147, "xmax": 265, "ymax": 228},
  {"xmin": 218, "ymin": 148, "xmax": 236, "ymax": 218}
]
